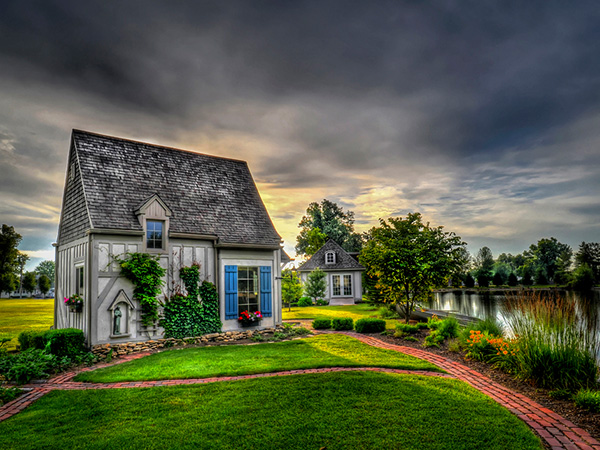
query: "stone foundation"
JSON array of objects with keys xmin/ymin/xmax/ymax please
[{"xmin": 91, "ymin": 325, "xmax": 286, "ymax": 358}]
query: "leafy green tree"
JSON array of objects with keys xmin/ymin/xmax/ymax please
[
  {"xmin": 507, "ymin": 273, "xmax": 518, "ymax": 287},
  {"xmin": 35, "ymin": 260, "xmax": 55, "ymax": 286},
  {"xmin": 304, "ymin": 267, "xmax": 327, "ymax": 302},
  {"xmin": 22, "ymin": 271, "xmax": 37, "ymax": 296},
  {"xmin": 492, "ymin": 272, "xmax": 505, "ymax": 286},
  {"xmin": 296, "ymin": 199, "xmax": 362, "ymax": 257},
  {"xmin": 477, "ymin": 274, "xmax": 490, "ymax": 288},
  {"xmin": 37, "ymin": 274, "xmax": 51, "ymax": 296},
  {"xmin": 0, "ymin": 225, "xmax": 22, "ymax": 282},
  {"xmin": 570, "ymin": 263, "xmax": 595, "ymax": 291},
  {"xmin": 0, "ymin": 272, "xmax": 17, "ymax": 296},
  {"xmin": 575, "ymin": 242, "xmax": 600, "ymax": 283},
  {"xmin": 281, "ymin": 269, "xmax": 303, "ymax": 308},
  {"xmin": 473, "ymin": 247, "xmax": 494, "ymax": 281},
  {"xmin": 528, "ymin": 237, "xmax": 571, "ymax": 284},
  {"xmin": 522, "ymin": 271, "xmax": 533, "ymax": 286},
  {"xmin": 451, "ymin": 247, "xmax": 471, "ymax": 287},
  {"xmin": 359, "ymin": 213, "xmax": 465, "ymax": 322}
]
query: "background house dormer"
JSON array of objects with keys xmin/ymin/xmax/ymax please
[
  {"xmin": 325, "ymin": 251, "xmax": 336, "ymax": 265},
  {"xmin": 135, "ymin": 194, "xmax": 172, "ymax": 252}
]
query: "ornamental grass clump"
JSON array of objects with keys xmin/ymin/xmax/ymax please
[{"xmin": 503, "ymin": 292, "xmax": 600, "ymax": 391}]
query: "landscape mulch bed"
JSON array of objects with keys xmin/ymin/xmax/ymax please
[{"xmin": 372, "ymin": 329, "xmax": 600, "ymax": 441}]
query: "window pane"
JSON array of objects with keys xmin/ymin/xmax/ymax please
[
  {"xmin": 343, "ymin": 275, "xmax": 352, "ymax": 296},
  {"xmin": 238, "ymin": 267, "xmax": 259, "ymax": 313},
  {"xmin": 332, "ymin": 275, "xmax": 341, "ymax": 296}
]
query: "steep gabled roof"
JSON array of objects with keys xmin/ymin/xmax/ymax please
[
  {"xmin": 60, "ymin": 129, "xmax": 281, "ymax": 246},
  {"xmin": 297, "ymin": 239, "xmax": 365, "ymax": 272}
]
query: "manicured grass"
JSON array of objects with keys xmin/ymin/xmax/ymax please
[
  {"xmin": 283, "ymin": 303, "xmax": 399, "ymax": 328},
  {"xmin": 0, "ymin": 298, "xmax": 54, "ymax": 351},
  {"xmin": 0, "ymin": 371, "xmax": 543, "ymax": 450},
  {"xmin": 75, "ymin": 334, "xmax": 441, "ymax": 382}
]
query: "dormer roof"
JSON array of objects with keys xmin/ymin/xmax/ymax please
[{"xmin": 297, "ymin": 239, "xmax": 365, "ymax": 272}]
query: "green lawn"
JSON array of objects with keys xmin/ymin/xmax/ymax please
[
  {"xmin": 0, "ymin": 371, "xmax": 543, "ymax": 450},
  {"xmin": 0, "ymin": 298, "xmax": 54, "ymax": 351},
  {"xmin": 283, "ymin": 303, "xmax": 399, "ymax": 328},
  {"xmin": 75, "ymin": 334, "xmax": 441, "ymax": 382}
]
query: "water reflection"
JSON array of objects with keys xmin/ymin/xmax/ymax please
[{"xmin": 426, "ymin": 290, "xmax": 600, "ymax": 324}]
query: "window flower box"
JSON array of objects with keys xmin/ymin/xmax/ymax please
[
  {"xmin": 238, "ymin": 310, "xmax": 262, "ymax": 327},
  {"xmin": 64, "ymin": 295, "xmax": 84, "ymax": 313}
]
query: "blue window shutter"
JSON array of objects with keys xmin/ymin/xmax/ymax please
[
  {"xmin": 225, "ymin": 265, "xmax": 238, "ymax": 320},
  {"xmin": 260, "ymin": 266, "xmax": 272, "ymax": 317}
]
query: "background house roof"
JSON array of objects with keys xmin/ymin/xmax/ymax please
[
  {"xmin": 65, "ymin": 129, "xmax": 281, "ymax": 246},
  {"xmin": 298, "ymin": 239, "xmax": 365, "ymax": 272}
]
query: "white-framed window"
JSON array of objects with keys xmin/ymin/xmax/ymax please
[
  {"xmin": 331, "ymin": 274, "xmax": 352, "ymax": 297},
  {"xmin": 146, "ymin": 220, "xmax": 164, "ymax": 249},
  {"xmin": 75, "ymin": 265, "xmax": 84, "ymax": 296},
  {"xmin": 325, "ymin": 251, "xmax": 336, "ymax": 265},
  {"xmin": 238, "ymin": 266, "xmax": 259, "ymax": 315}
]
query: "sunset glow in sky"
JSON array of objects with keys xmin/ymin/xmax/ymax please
[{"xmin": 1, "ymin": 1, "xmax": 599, "ymax": 269}]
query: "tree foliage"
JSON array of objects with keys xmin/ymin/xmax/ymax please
[
  {"xmin": 296, "ymin": 199, "xmax": 362, "ymax": 257},
  {"xmin": 38, "ymin": 274, "xmax": 51, "ymax": 296},
  {"xmin": 0, "ymin": 225, "xmax": 22, "ymax": 279},
  {"xmin": 359, "ymin": 213, "xmax": 465, "ymax": 322},
  {"xmin": 281, "ymin": 269, "xmax": 303, "ymax": 305},
  {"xmin": 527, "ymin": 237, "xmax": 571, "ymax": 283},
  {"xmin": 304, "ymin": 267, "xmax": 327, "ymax": 301},
  {"xmin": 22, "ymin": 271, "xmax": 37, "ymax": 296},
  {"xmin": 473, "ymin": 247, "xmax": 494, "ymax": 282},
  {"xmin": 575, "ymin": 242, "xmax": 600, "ymax": 284},
  {"xmin": 35, "ymin": 261, "xmax": 55, "ymax": 284}
]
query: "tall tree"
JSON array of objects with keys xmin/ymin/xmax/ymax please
[
  {"xmin": 575, "ymin": 242, "xmax": 600, "ymax": 283},
  {"xmin": 38, "ymin": 274, "xmax": 51, "ymax": 297},
  {"xmin": 35, "ymin": 260, "xmax": 55, "ymax": 286},
  {"xmin": 473, "ymin": 247, "xmax": 494, "ymax": 284},
  {"xmin": 296, "ymin": 199, "xmax": 362, "ymax": 257},
  {"xmin": 0, "ymin": 224, "xmax": 22, "ymax": 281},
  {"xmin": 360, "ymin": 213, "xmax": 465, "ymax": 322},
  {"xmin": 281, "ymin": 269, "xmax": 303, "ymax": 309},
  {"xmin": 0, "ymin": 272, "xmax": 17, "ymax": 297},
  {"xmin": 15, "ymin": 251, "xmax": 29, "ymax": 298},
  {"xmin": 304, "ymin": 268, "xmax": 327, "ymax": 302},
  {"xmin": 22, "ymin": 271, "xmax": 37, "ymax": 296},
  {"xmin": 529, "ymin": 237, "xmax": 571, "ymax": 284}
]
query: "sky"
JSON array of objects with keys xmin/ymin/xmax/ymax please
[{"xmin": 1, "ymin": 0, "xmax": 599, "ymax": 270}]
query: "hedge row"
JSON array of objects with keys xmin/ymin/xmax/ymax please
[
  {"xmin": 310, "ymin": 317, "xmax": 386, "ymax": 333},
  {"xmin": 18, "ymin": 328, "xmax": 86, "ymax": 358}
]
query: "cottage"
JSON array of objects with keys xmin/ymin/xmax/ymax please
[
  {"xmin": 54, "ymin": 130, "xmax": 283, "ymax": 346},
  {"xmin": 297, "ymin": 240, "xmax": 365, "ymax": 305}
]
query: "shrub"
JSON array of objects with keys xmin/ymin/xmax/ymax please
[
  {"xmin": 297, "ymin": 297, "xmax": 313, "ymax": 307},
  {"xmin": 312, "ymin": 319, "xmax": 332, "ymax": 330},
  {"xmin": 423, "ymin": 331, "xmax": 444, "ymax": 348},
  {"xmin": 332, "ymin": 318, "xmax": 354, "ymax": 331},
  {"xmin": 315, "ymin": 299, "xmax": 328, "ymax": 306},
  {"xmin": 0, "ymin": 386, "xmax": 22, "ymax": 406},
  {"xmin": 416, "ymin": 322, "xmax": 428, "ymax": 330},
  {"xmin": 18, "ymin": 330, "xmax": 47, "ymax": 351},
  {"xmin": 548, "ymin": 389, "xmax": 573, "ymax": 401},
  {"xmin": 574, "ymin": 389, "xmax": 600, "ymax": 413},
  {"xmin": 504, "ymin": 292, "xmax": 600, "ymax": 390},
  {"xmin": 378, "ymin": 306, "xmax": 399, "ymax": 319},
  {"xmin": 43, "ymin": 329, "xmax": 86, "ymax": 358},
  {"xmin": 355, "ymin": 318, "xmax": 385, "ymax": 333},
  {"xmin": 437, "ymin": 317, "xmax": 460, "ymax": 339},
  {"xmin": 464, "ymin": 330, "xmax": 497, "ymax": 362},
  {"xmin": 1, "ymin": 349, "xmax": 56, "ymax": 384},
  {"xmin": 403, "ymin": 336, "xmax": 419, "ymax": 342},
  {"xmin": 395, "ymin": 323, "xmax": 419, "ymax": 334},
  {"xmin": 427, "ymin": 315, "xmax": 441, "ymax": 330}
]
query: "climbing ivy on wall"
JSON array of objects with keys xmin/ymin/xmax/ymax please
[
  {"xmin": 161, "ymin": 265, "xmax": 222, "ymax": 338},
  {"xmin": 115, "ymin": 253, "xmax": 165, "ymax": 327}
]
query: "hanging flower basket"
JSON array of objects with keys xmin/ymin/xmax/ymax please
[
  {"xmin": 238, "ymin": 310, "xmax": 262, "ymax": 327},
  {"xmin": 64, "ymin": 295, "xmax": 84, "ymax": 313}
]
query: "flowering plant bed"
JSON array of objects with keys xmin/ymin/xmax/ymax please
[
  {"xmin": 238, "ymin": 310, "xmax": 262, "ymax": 326},
  {"xmin": 64, "ymin": 295, "xmax": 83, "ymax": 312}
]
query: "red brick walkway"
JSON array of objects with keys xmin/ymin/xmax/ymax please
[{"xmin": 1, "ymin": 332, "xmax": 598, "ymax": 450}]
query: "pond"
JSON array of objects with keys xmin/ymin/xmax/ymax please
[{"xmin": 425, "ymin": 289, "xmax": 600, "ymax": 325}]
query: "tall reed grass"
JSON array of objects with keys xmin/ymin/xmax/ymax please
[{"xmin": 503, "ymin": 291, "xmax": 599, "ymax": 391}]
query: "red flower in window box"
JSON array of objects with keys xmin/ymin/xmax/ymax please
[{"xmin": 238, "ymin": 310, "xmax": 262, "ymax": 326}]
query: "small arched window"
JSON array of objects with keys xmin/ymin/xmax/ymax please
[{"xmin": 325, "ymin": 251, "xmax": 336, "ymax": 265}]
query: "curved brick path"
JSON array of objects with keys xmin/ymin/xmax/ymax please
[{"xmin": 1, "ymin": 332, "xmax": 599, "ymax": 450}]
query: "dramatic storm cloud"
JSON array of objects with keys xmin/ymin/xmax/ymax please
[{"xmin": 1, "ymin": 0, "xmax": 599, "ymax": 267}]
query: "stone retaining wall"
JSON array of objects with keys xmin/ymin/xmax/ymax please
[{"xmin": 91, "ymin": 325, "xmax": 286, "ymax": 358}]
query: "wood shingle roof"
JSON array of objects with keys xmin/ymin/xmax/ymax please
[
  {"xmin": 297, "ymin": 240, "xmax": 365, "ymax": 272},
  {"xmin": 62, "ymin": 129, "xmax": 281, "ymax": 246}
]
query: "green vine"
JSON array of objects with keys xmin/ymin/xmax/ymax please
[
  {"xmin": 115, "ymin": 253, "xmax": 165, "ymax": 327},
  {"xmin": 161, "ymin": 265, "xmax": 222, "ymax": 338}
]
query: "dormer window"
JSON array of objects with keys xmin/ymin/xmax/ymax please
[
  {"xmin": 325, "ymin": 251, "xmax": 336, "ymax": 265},
  {"xmin": 146, "ymin": 220, "xmax": 164, "ymax": 249}
]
